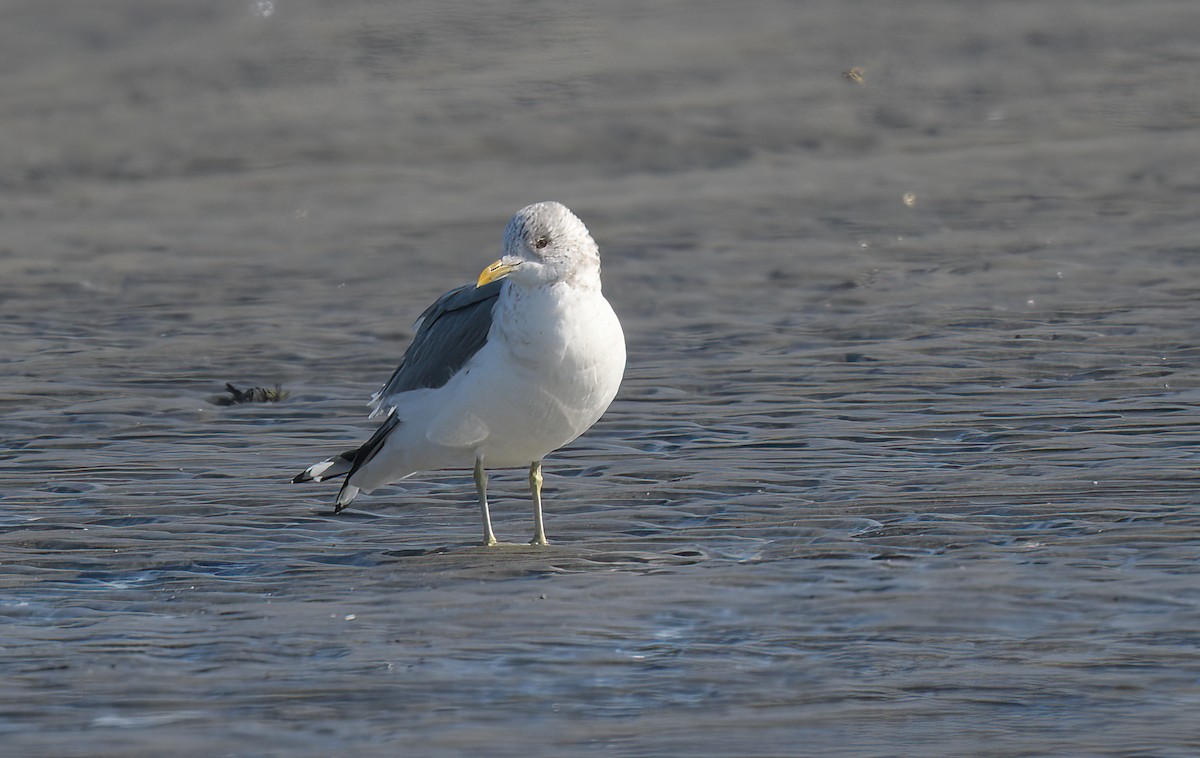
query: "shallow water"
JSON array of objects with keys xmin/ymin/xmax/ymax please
[{"xmin": 3, "ymin": 1, "xmax": 1200, "ymax": 755}]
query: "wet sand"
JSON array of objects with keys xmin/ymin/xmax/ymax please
[{"xmin": 3, "ymin": 1, "xmax": 1200, "ymax": 755}]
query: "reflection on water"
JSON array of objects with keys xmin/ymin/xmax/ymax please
[{"xmin": 3, "ymin": 0, "xmax": 1200, "ymax": 754}]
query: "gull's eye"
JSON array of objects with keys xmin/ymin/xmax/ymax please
[{"xmin": 533, "ymin": 236, "xmax": 549, "ymax": 250}]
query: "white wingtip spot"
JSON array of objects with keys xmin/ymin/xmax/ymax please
[{"xmin": 306, "ymin": 459, "xmax": 337, "ymax": 482}]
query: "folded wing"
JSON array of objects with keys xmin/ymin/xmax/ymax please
[{"xmin": 369, "ymin": 279, "xmax": 504, "ymax": 418}]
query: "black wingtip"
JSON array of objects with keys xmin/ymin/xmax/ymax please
[{"xmin": 292, "ymin": 472, "xmax": 308, "ymax": 484}]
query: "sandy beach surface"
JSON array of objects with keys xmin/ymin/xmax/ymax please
[{"xmin": 3, "ymin": 1, "xmax": 1199, "ymax": 755}]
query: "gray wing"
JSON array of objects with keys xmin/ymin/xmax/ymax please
[{"xmin": 369, "ymin": 279, "xmax": 503, "ymax": 415}]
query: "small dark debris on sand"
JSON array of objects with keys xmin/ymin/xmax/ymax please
[{"xmin": 214, "ymin": 383, "xmax": 289, "ymax": 405}]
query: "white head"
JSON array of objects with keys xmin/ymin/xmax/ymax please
[{"xmin": 478, "ymin": 202, "xmax": 602, "ymax": 289}]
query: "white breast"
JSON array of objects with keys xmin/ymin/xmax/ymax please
[{"xmin": 425, "ymin": 280, "xmax": 625, "ymax": 467}]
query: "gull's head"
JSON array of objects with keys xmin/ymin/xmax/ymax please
[{"xmin": 477, "ymin": 202, "xmax": 601, "ymax": 289}]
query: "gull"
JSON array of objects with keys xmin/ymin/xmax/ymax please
[{"xmin": 294, "ymin": 202, "xmax": 626, "ymax": 546}]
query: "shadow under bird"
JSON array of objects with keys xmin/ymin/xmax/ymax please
[{"xmin": 294, "ymin": 202, "xmax": 626, "ymax": 546}]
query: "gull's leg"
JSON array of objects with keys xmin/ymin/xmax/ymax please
[
  {"xmin": 529, "ymin": 460, "xmax": 548, "ymax": 546},
  {"xmin": 475, "ymin": 457, "xmax": 497, "ymax": 547}
]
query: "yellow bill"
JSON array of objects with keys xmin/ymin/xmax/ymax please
[{"xmin": 477, "ymin": 259, "xmax": 519, "ymax": 287}]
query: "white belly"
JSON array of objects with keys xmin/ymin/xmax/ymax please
[
  {"xmin": 351, "ymin": 283, "xmax": 625, "ymax": 491},
  {"xmin": 431, "ymin": 285, "xmax": 626, "ymax": 467}
]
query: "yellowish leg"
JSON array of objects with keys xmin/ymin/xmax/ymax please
[
  {"xmin": 475, "ymin": 458, "xmax": 497, "ymax": 547},
  {"xmin": 529, "ymin": 460, "xmax": 548, "ymax": 546}
]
